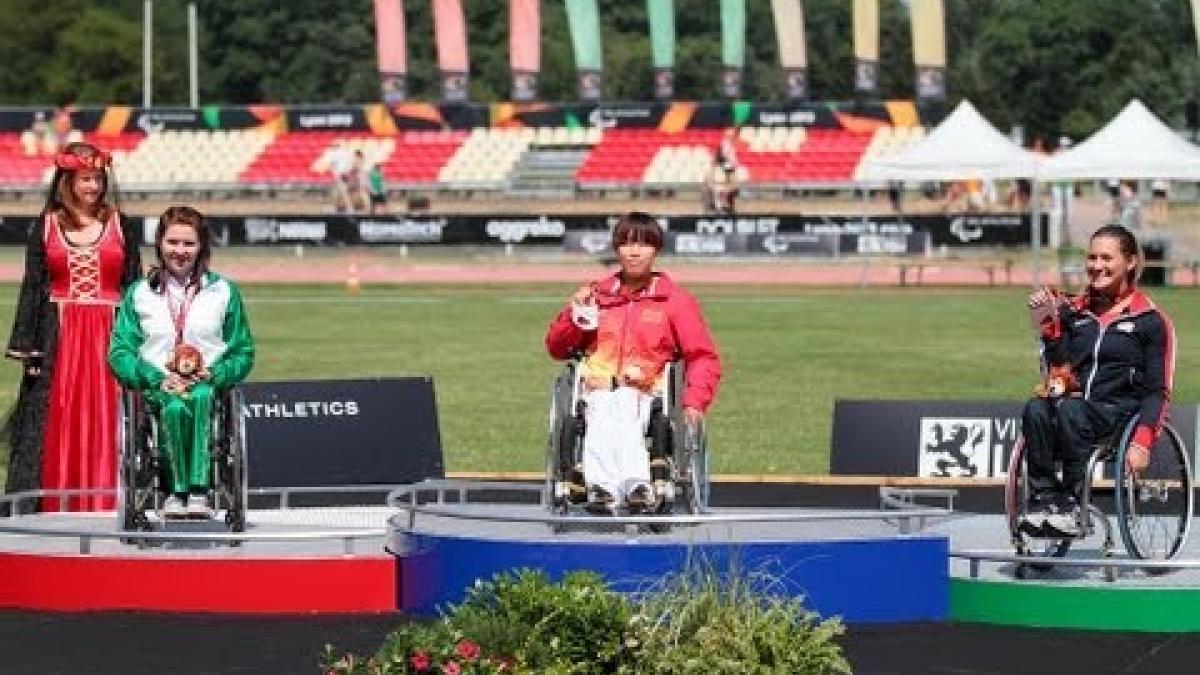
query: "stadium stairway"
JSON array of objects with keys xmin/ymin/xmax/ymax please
[{"xmin": 506, "ymin": 147, "xmax": 591, "ymax": 198}]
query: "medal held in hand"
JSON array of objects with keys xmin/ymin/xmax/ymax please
[{"xmin": 166, "ymin": 280, "xmax": 203, "ymax": 395}]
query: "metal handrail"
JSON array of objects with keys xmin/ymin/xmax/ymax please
[
  {"xmin": 387, "ymin": 479, "xmax": 952, "ymax": 532},
  {"xmin": 0, "ymin": 485, "xmax": 399, "ymax": 554},
  {"xmin": 950, "ymin": 548, "xmax": 1200, "ymax": 578}
]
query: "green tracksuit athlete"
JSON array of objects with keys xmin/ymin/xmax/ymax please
[{"xmin": 109, "ymin": 272, "xmax": 255, "ymax": 504}]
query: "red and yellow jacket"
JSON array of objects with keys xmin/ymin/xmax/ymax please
[{"xmin": 545, "ymin": 271, "xmax": 721, "ymax": 412}]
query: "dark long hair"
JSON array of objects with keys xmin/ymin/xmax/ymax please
[
  {"xmin": 42, "ymin": 141, "xmax": 117, "ymax": 229},
  {"xmin": 1090, "ymin": 224, "xmax": 1142, "ymax": 285},
  {"xmin": 149, "ymin": 206, "xmax": 212, "ymax": 291}
]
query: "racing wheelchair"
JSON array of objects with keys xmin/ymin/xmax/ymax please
[
  {"xmin": 1005, "ymin": 411, "xmax": 1193, "ymax": 579},
  {"xmin": 545, "ymin": 359, "xmax": 709, "ymax": 516},
  {"xmin": 117, "ymin": 386, "xmax": 248, "ymax": 543}
]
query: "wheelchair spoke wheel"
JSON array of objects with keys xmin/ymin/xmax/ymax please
[
  {"xmin": 1004, "ymin": 435, "xmax": 1071, "ymax": 568},
  {"xmin": 544, "ymin": 366, "xmax": 583, "ymax": 512},
  {"xmin": 1116, "ymin": 423, "xmax": 1193, "ymax": 565}
]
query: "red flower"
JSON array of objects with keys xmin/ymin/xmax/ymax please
[
  {"xmin": 409, "ymin": 650, "xmax": 431, "ymax": 671},
  {"xmin": 454, "ymin": 640, "xmax": 481, "ymax": 661},
  {"xmin": 441, "ymin": 661, "xmax": 462, "ymax": 675}
]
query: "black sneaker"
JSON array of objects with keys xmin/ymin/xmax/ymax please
[
  {"xmin": 585, "ymin": 486, "xmax": 616, "ymax": 515},
  {"xmin": 626, "ymin": 485, "xmax": 655, "ymax": 514}
]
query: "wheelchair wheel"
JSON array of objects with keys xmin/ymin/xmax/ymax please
[
  {"xmin": 1115, "ymin": 421, "xmax": 1193, "ymax": 568},
  {"xmin": 117, "ymin": 392, "xmax": 156, "ymax": 545},
  {"xmin": 545, "ymin": 365, "xmax": 583, "ymax": 513},
  {"xmin": 1004, "ymin": 434, "xmax": 1071, "ymax": 569},
  {"xmin": 217, "ymin": 388, "xmax": 248, "ymax": 538}
]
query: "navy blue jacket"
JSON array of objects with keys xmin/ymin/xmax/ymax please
[{"xmin": 1041, "ymin": 289, "xmax": 1175, "ymax": 449}]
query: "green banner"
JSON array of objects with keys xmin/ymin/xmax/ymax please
[
  {"xmin": 564, "ymin": 0, "xmax": 603, "ymax": 71},
  {"xmin": 721, "ymin": 0, "xmax": 746, "ymax": 67},
  {"xmin": 647, "ymin": 0, "xmax": 675, "ymax": 69}
]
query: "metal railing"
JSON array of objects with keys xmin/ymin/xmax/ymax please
[
  {"xmin": 950, "ymin": 548, "xmax": 1200, "ymax": 577},
  {"xmin": 0, "ymin": 485, "xmax": 397, "ymax": 555}
]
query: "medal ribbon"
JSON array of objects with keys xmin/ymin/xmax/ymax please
[{"xmin": 167, "ymin": 281, "xmax": 197, "ymax": 345}]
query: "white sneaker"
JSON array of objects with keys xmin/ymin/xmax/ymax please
[
  {"xmin": 185, "ymin": 494, "xmax": 212, "ymax": 518},
  {"xmin": 162, "ymin": 495, "xmax": 186, "ymax": 519},
  {"xmin": 1042, "ymin": 512, "xmax": 1079, "ymax": 537}
]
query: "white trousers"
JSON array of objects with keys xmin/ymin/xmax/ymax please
[{"xmin": 582, "ymin": 386, "xmax": 653, "ymax": 502}]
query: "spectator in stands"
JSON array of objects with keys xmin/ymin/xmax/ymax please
[
  {"xmin": 1021, "ymin": 225, "xmax": 1174, "ymax": 536},
  {"xmin": 327, "ymin": 141, "xmax": 354, "ymax": 213},
  {"xmin": 716, "ymin": 128, "xmax": 739, "ymax": 172},
  {"xmin": 20, "ymin": 112, "xmax": 48, "ymax": 157},
  {"xmin": 50, "ymin": 103, "xmax": 75, "ymax": 154},
  {"xmin": 705, "ymin": 162, "xmax": 740, "ymax": 214},
  {"xmin": 4, "ymin": 142, "xmax": 142, "ymax": 512},
  {"xmin": 109, "ymin": 206, "xmax": 255, "ymax": 519},
  {"xmin": 545, "ymin": 212, "xmax": 721, "ymax": 514},
  {"xmin": 367, "ymin": 158, "xmax": 388, "ymax": 214},
  {"xmin": 349, "ymin": 150, "xmax": 371, "ymax": 213}
]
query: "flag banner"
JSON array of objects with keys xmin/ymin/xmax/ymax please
[
  {"xmin": 853, "ymin": 0, "xmax": 879, "ymax": 94},
  {"xmin": 373, "ymin": 0, "xmax": 408, "ymax": 103},
  {"xmin": 911, "ymin": 0, "xmax": 946, "ymax": 99},
  {"xmin": 771, "ymin": 0, "xmax": 807, "ymax": 69},
  {"xmin": 647, "ymin": 0, "xmax": 676, "ymax": 68},
  {"xmin": 566, "ymin": 0, "xmax": 604, "ymax": 88},
  {"xmin": 720, "ymin": 0, "xmax": 746, "ymax": 68},
  {"xmin": 510, "ymin": 0, "xmax": 540, "ymax": 100},
  {"xmin": 434, "ymin": 0, "xmax": 469, "ymax": 100}
]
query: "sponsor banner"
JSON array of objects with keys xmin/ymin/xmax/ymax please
[
  {"xmin": 242, "ymin": 378, "xmax": 444, "ymax": 488},
  {"xmin": 0, "ymin": 102, "xmax": 934, "ymax": 133},
  {"xmin": 830, "ymin": 400, "xmax": 1199, "ymax": 479},
  {"xmin": 286, "ymin": 106, "xmax": 369, "ymax": 131},
  {"xmin": 0, "ymin": 212, "xmax": 1041, "ymax": 249},
  {"xmin": 0, "ymin": 212, "xmax": 1040, "ymax": 249}
]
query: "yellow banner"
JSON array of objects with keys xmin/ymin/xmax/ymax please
[
  {"xmin": 853, "ymin": 0, "xmax": 878, "ymax": 62},
  {"xmin": 910, "ymin": 0, "xmax": 946, "ymax": 67}
]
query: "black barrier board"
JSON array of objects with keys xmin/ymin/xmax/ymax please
[
  {"xmin": 0, "ymin": 213, "xmax": 1044, "ymax": 250},
  {"xmin": 241, "ymin": 378, "xmax": 443, "ymax": 488},
  {"xmin": 831, "ymin": 399, "xmax": 1198, "ymax": 479}
]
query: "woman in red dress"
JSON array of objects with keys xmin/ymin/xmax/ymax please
[{"xmin": 5, "ymin": 142, "xmax": 141, "ymax": 511}]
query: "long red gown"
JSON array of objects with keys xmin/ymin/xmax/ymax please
[{"xmin": 41, "ymin": 213, "xmax": 125, "ymax": 511}]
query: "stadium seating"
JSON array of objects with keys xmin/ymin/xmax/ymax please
[
  {"xmin": 115, "ymin": 130, "xmax": 272, "ymax": 186},
  {"xmin": 0, "ymin": 124, "xmax": 903, "ymax": 190},
  {"xmin": 439, "ymin": 128, "xmax": 533, "ymax": 186}
]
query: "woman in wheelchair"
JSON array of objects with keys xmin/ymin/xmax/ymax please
[
  {"xmin": 108, "ymin": 206, "xmax": 255, "ymax": 519},
  {"xmin": 1022, "ymin": 224, "xmax": 1175, "ymax": 536},
  {"xmin": 545, "ymin": 212, "xmax": 721, "ymax": 514}
]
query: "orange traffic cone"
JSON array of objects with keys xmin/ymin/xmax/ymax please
[{"xmin": 346, "ymin": 259, "xmax": 361, "ymax": 294}]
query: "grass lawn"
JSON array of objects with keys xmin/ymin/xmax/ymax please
[{"xmin": 1, "ymin": 283, "xmax": 1197, "ymax": 479}]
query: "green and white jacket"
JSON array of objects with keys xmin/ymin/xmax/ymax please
[{"xmin": 109, "ymin": 271, "xmax": 255, "ymax": 391}]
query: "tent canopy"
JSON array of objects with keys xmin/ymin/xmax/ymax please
[
  {"xmin": 859, "ymin": 100, "xmax": 1040, "ymax": 180},
  {"xmin": 1039, "ymin": 99, "xmax": 1200, "ymax": 180}
]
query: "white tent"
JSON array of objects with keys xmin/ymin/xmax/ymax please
[
  {"xmin": 1040, "ymin": 99, "xmax": 1200, "ymax": 180},
  {"xmin": 859, "ymin": 100, "xmax": 1041, "ymax": 180}
]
